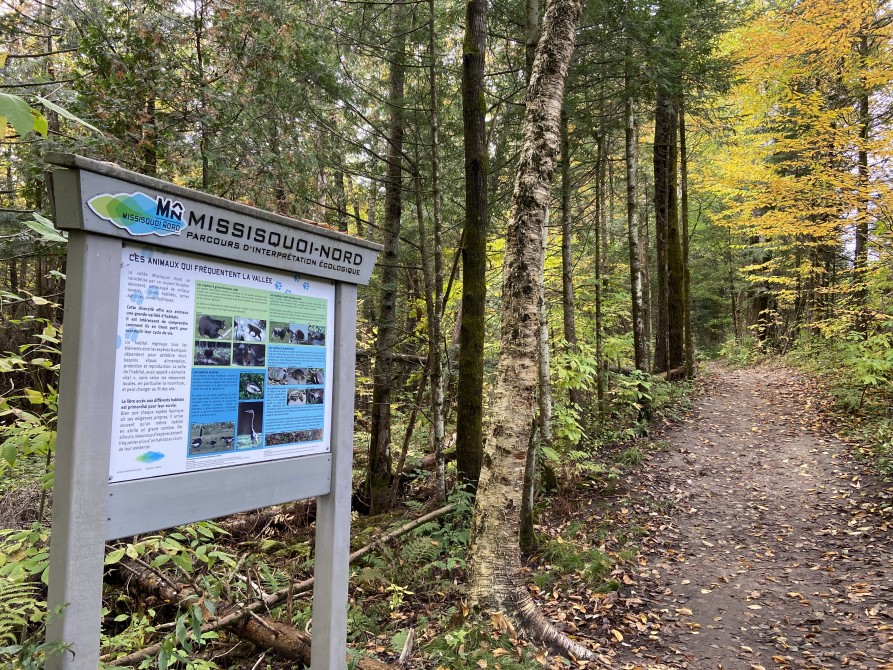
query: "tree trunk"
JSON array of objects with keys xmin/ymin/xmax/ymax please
[
  {"xmin": 522, "ymin": 210, "xmax": 553, "ymax": 555},
  {"xmin": 427, "ymin": 0, "xmax": 447, "ymax": 502},
  {"xmin": 456, "ymin": 0, "xmax": 488, "ymax": 491},
  {"xmin": 334, "ymin": 168, "xmax": 349, "ymax": 233},
  {"xmin": 679, "ymin": 97, "xmax": 694, "ymax": 378},
  {"xmin": 468, "ymin": 0, "xmax": 592, "ymax": 659},
  {"xmin": 625, "ymin": 62, "xmax": 647, "ymax": 374},
  {"xmin": 520, "ymin": 0, "xmax": 545, "ymax": 558},
  {"xmin": 142, "ymin": 96, "xmax": 157, "ymax": 177},
  {"xmin": 640, "ymin": 128, "xmax": 653, "ymax": 367},
  {"xmin": 854, "ymin": 34, "xmax": 870, "ymax": 331},
  {"xmin": 653, "ymin": 87, "xmax": 682, "ymax": 372},
  {"xmin": 315, "ymin": 126, "xmax": 328, "ymax": 222},
  {"xmin": 560, "ymin": 110, "xmax": 582, "ymax": 409},
  {"xmin": 594, "ymin": 132, "xmax": 605, "ymax": 408},
  {"xmin": 367, "ymin": 0, "xmax": 406, "ymax": 515}
]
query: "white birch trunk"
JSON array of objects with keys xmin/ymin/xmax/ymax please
[{"xmin": 468, "ymin": 0, "xmax": 591, "ymax": 659}]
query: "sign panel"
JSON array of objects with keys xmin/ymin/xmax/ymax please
[
  {"xmin": 46, "ymin": 154, "xmax": 379, "ymax": 284},
  {"xmin": 109, "ymin": 243, "xmax": 335, "ymax": 483}
]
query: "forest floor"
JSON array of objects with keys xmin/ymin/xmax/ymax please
[{"xmin": 605, "ymin": 363, "xmax": 893, "ymax": 670}]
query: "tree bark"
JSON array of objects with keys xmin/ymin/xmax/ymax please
[
  {"xmin": 468, "ymin": 0, "xmax": 592, "ymax": 659},
  {"xmin": 625, "ymin": 61, "xmax": 647, "ymax": 374},
  {"xmin": 595, "ymin": 132, "xmax": 606, "ymax": 407},
  {"xmin": 522, "ymin": 208, "xmax": 553, "ymax": 555},
  {"xmin": 520, "ymin": 0, "xmax": 546, "ymax": 558},
  {"xmin": 428, "ymin": 0, "xmax": 447, "ymax": 503},
  {"xmin": 559, "ymin": 110, "xmax": 582, "ymax": 409},
  {"xmin": 456, "ymin": 0, "xmax": 489, "ymax": 491},
  {"xmin": 367, "ymin": 0, "xmax": 407, "ymax": 515},
  {"xmin": 679, "ymin": 96, "xmax": 694, "ymax": 378},
  {"xmin": 854, "ymin": 33, "xmax": 870, "ymax": 331},
  {"xmin": 653, "ymin": 87, "xmax": 682, "ymax": 372},
  {"xmin": 640, "ymin": 152, "xmax": 653, "ymax": 365}
]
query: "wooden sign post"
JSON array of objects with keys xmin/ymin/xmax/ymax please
[{"xmin": 44, "ymin": 153, "xmax": 380, "ymax": 669}]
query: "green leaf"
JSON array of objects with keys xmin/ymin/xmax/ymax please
[
  {"xmin": 23, "ymin": 389, "xmax": 44, "ymax": 405},
  {"xmin": 23, "ymin": 212, "xmax": 67, "ymax": 243},
  {"xmin": 0, "ymin": 92, "xmax": 44, "ymax": 137},
  {"xmin": 2, "ymin": 440, "xmax": 17, "ymax": 467},
  {"xmin": 34, "ymin": 96, "xmax": 102, "ymax": 134},
  {"xmin": 31, "ymin": 109, "xmax": 48, "ymax": 137},
  {"xmin": 170, "ymin": 553, "xmax": 193, "ymax": 573},
  {"xmin": 0, "ymin": 53, "xmax": 7, "ymax": 68},
  {"xmin": 105, "ymin": 548, "xmax": 125, "ymax": 565},
  {"xmin": 151, "ymin": 554, "xmax": 172, "ymax": 568}
]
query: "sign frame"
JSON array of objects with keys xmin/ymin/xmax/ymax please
[{"xmin": 43, "ymin": 153, "xmax": 380, "ymax": 670}]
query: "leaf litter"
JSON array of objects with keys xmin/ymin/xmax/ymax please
[{"xmin": 531, "ymin": 363, "xmax": 892, "ymax": 670}]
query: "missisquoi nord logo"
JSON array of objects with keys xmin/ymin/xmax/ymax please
[{"xmin": 87, "ymin": 191, "xmax": 187, "ymax": 237}]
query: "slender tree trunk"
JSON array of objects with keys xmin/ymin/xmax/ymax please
[
  {"xmin": 315, "ymin": 127, "xmax": 328, "ymax": 222},
  {"xmin": 679, "ymin": 97, "xmax": 694, "ymax": 378},
  {"xmin": 143, "ymin": 97, "xmax": 157, "ymax": 177},
  {"xmin": 456, "ymin": 0, "xmax": 489, "ymax": 491},
  {"xmin": 521, "ymin": 210, "xmax": 553, "ymax": 555},
  {"xmin": 334, "ymin": 168, "xmax": 349, "ymax": 233},
  {"xmin": 469, "ymin": 0, "xmax": 592, "ymax": 658},
  {"xmin": 525, "ymin": 0, "xmax": 540, "ymax": 80},
  {"xmin": 192, "ymin": 0, "xmax": 211, "ymax": 190},
  {"xmin": 594, "ymin": 132, "xmax": 605, "ymax": 407},
  {"xmin": 520, "ymin": 0, "xmax": 545, "ymax": 556},
  {"xmin": 560, "ymin": 110, "xmax": 582, "ymax": 409},
  {"xmin": 366, "ymin": 0, "xmax": 406, "ymax": 515},
  {"xmin": 640, "ymin": 129, "xmax": 653, "ymax": 367},
  {"xmin": 625, "ymin": 64, "xmax": 647, "ymax": 373},
  {"xmin": 428, "ymin": 0, "xmax": 446, "ymax": 502},
  {"xmin": 727, "ymin": 229, "xmax": 739, "ymax": 342},
  {"xmin": 855, "ymin": 34, "xmax": 870, "ymax": 331}
]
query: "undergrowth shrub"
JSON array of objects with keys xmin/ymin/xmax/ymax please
[
  {"xmin": 534, "ymin": 538, "xmax": 617, "ymax": 592},
  {"xmin": 789, "ymin": 330, "xmax": 893, "ymax": 479},
  {"xmin": 715, "ymin": 334, "xmax": 765, "ymax": 367}
]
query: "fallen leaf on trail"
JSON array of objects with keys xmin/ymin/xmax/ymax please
[{"xmin": 676, "ymin": 607, "xmax": 693, "ymax": 616}]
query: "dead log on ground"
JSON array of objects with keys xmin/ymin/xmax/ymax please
[{"xmin": 104, "ymin": 503, "xmax": 457, "ymax": 667}]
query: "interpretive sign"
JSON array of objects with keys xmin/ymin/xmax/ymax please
[
  {"xmin": 111, "ymin": 245, "xmax": 335, "ymax": 482},
  {"xmin": 43, "ymin": 153, "xmax": 380, "ymax": 670}
]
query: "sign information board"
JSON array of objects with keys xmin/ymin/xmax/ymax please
[
  {"xmin": 44, "ymin": 154, "xmax": 380, "ymax": 670},
  {"xmin": 110, "ymin": 244, "xmax": 335, "ymax": 482}
]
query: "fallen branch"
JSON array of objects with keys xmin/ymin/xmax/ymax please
[{"xmin": 105, "ymin": 503, "xmax": 457, "ymax": 666}]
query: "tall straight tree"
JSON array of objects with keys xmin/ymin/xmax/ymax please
[
  {"xmin": 468, "ymin": 0, "xmax": 593, "ymax": 658},
  {"xmin": 456, "ymin": 0, "xmax": 488, "ymax": 490},
  {"xmin": 679, "ymin": 96, "xmax": 694, "ymax": 378},
  {"xmin": 560, "ymin": 110, "xmax": 582, "ymax": 409},
  {"xmin": 653, "ymin": 85, "xmax": 684, "ymax": 372},
  {"xmin": 625, "ymin": 56, "xmax": 648, "ymax": 374},
  {"xmin": 366, "ymin": 0, "xmax": 407, "ymax": 515}
]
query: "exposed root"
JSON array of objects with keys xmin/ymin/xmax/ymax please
[{"xmin": 512, "ymin": 589, "xmax": 596, "ymax": 662}]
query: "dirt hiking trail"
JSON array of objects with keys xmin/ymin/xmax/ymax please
[{"xmin": 614, "ymin": 364, "xmax": 893, "ymax": 670}]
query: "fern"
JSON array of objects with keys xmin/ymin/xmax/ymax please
[
  {"xmin": 408, "ymin": 521, "xmax": 440, "ymax": 537},
  {"xmin": 399, "ymin": 537, "xmax": 441, "ymax": 570},
  {"xmin": 0, "ymin": 580, "xmax": 43, "ymax": 646}
]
